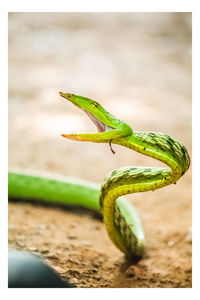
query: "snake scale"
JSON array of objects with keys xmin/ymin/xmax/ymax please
[{"xmin": 8, "ymin": 93, "xmax": 190, "ymax": 259}]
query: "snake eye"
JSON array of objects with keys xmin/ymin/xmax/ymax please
[{"xmin": 92, "ymin": 102, "xmax": 98, "ymax": 107}]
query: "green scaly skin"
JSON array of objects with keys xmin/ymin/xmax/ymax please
[{"xmin": 8, "ymin": 93, "xmax": 190, "ymax": 259}]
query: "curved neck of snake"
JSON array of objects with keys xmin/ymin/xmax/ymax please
[{"xmin": 100, "ymin": 132, "xmax": 190, "ymax": 254}]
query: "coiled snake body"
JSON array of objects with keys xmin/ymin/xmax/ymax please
[{"xmin": 8, "ymin": 93, "xmax": 190, "ymax": 259}]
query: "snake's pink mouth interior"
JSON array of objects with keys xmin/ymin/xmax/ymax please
[{"xmin": 84, "ymin": 110, "xmax": 114, "ymax": 133}]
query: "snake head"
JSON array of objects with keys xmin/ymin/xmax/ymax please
[{"xmin": 59, "ymin": 92, "xmax": 132, "ymax": 143}]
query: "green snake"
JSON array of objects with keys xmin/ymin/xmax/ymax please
[{"xmin": 8, "ymin": 93, "xmax": 190, "ymax": 259}]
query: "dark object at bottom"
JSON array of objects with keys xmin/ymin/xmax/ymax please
[{"xmin": 8, "ymin": 248, "xmax": 73, "ymax": 288}]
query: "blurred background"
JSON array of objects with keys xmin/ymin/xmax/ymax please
[
  {"xmin": 8, "ymin": 12, "xmax": 192, "ymax": 288},
  {"xmin": 8, "ymin": 12, "xmax": 191, "ymax": 179}
]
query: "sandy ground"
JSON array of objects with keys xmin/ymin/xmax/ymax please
[{"xmin": 8, "ymin": 12, "xmax": 192, "ymax": 288}]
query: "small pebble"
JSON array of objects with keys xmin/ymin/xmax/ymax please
[
  {"xmin": 92, "ymin": 262, "xmax": 99, "ymax": 268},
  {"xmin": 66, "ymin": 257, "xmax": 74, "ymax": 263},
  {"xmin": 54, "ymin": 266, "xmax": 65, "ymax": 273},
  {"xmin": 69, "ymin": 277, "xmax": 78, "ymax": 284},
  {"xmin": 81, "ymin": 240, "xmax": 92, "ymax": 246},
  {"xmin": 40, "ymin": 249, "xmax": 49, "ymax": 254},
  {"xmin": 28, "ymin": 246, "xmax": 38, "ymax": 251},
  {"xmin": 185, "ymin": 228, "xmax": 192, "ymax": 243},
  {"xmin": 125, "ymin": 265, "xmax": 136, "ymax": 277},
  {"xmin": 16, "ymin": 241, "xmax": 25, "ymax": 247},
  {"xmin": 168, "ymin": 241, "xmax": 175, "ymax": 247},
  {"xmin": 45, "ymin": 253, "xmax": 58, "ymax": 259},
  {"xmin": 94, "ymin": 275, "xmax": 100, "ymax": 281}
]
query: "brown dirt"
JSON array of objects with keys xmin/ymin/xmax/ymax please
[{"xmin": 8, "ymin": 12, "xmax": 192, "ymax": 288}]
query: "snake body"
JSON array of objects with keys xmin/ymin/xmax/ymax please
[{"xmin": 8, "ymin": 93, "xmax": 190, "ymax": 259}]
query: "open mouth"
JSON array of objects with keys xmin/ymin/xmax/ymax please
[
  {"xmin": 59, "ymin": 91, "xmax": 114, "ymax": 134},
  {"xmin": 84, "ymin": 110, "xmax": 114, "ymax": 133},
  {"xmin": 60, "ymin": 92, "xmax": 116, "ymax": 153}
]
